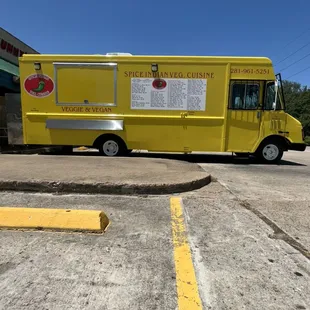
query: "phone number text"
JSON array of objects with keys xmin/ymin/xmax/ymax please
[{"xmin": 231, "ymin": 68, "xmax": 270, "ymax": 74}]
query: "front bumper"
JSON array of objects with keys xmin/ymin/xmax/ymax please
[{"xmin": 288, "ymin": 143, "xmax": 307, "ymax": 151}]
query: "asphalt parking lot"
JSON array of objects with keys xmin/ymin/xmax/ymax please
[{"xmin": 0, "ymin": 149, "xmax": 309, "ymax": 310}]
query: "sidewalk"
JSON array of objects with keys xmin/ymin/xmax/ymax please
[{"xmin": 0, "ymin": 154, "xmax": 211, "ymax": 195}]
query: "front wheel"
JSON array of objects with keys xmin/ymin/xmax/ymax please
[
  {"xmin": 98, "ymin": 138, "xmax": 126, "ymax": 156},
  {"xmin": 257, "ymin": 141, "xmax": 283, "ymax": 164}
]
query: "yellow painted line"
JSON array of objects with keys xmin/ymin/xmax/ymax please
[
  {"xmin": 0, "ymin": 207, "xmax": 109, "ymax": 233},
  {"xmin": 170, "ymin": 197, "xmax": 203, "ymax": 310}
]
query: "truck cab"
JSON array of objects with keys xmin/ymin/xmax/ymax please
[{"xmin": 256, "ymin": 74, "xmax": 306, "ymax": 163}]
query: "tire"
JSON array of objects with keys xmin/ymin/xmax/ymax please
[
  {"xmin": 98, "ymin": 137, "xmax": 126, "ymax": 157},
  {"xmin": 257, "ymin": 141, "xmax": 283, "ymax": 164}
]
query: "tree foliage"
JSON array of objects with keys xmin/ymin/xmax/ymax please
[{"xmin": 282, "ymin": 80, "xmax": 310, "ymax": 141}]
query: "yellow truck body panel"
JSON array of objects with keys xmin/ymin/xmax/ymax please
[{"xmin": 18, "ymin": 54, "xmax": 305, "ymax": 155}]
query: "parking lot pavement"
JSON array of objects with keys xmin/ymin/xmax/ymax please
[
  {"xmin": 0, "ymin": 193, "xmax": 176, "ymax": 310},
  {"xmin": 197, "ymin": 150, "xmax": 310, "ymax": 252},
  {"xmin": 1, "ymin": 179, "xmax": 310, "ymax": 310},
  {"xmin": 183, "ymin": 194, "xmax": 310, "ymax": 310},
  {"xmin": 0, "ymin": 149, "xmax": 309, "ymax": 310}
]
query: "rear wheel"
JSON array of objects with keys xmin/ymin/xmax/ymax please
[
  {"xmin": 98, "ymin": 137, "xmax": 127, "ymax": 156},
  {"xmin": 257, "ymin": 141, "xmax": 283, "ymax": 164}
]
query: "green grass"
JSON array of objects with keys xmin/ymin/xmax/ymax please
[{"xmin": 304, "ymin": 136, "xmax": 310, "ymax": 146}]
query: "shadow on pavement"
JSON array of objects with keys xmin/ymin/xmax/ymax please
[
  {"xmin": 128, "ymin": 153, "xmax": 306, "ymax": 166},
  {"xmin": 43, "ymin": 150, "xmax": 307, "ymax": 167}
]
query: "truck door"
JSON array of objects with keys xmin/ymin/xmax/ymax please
[
  {"xmin": 261, "ymin": 79, "xmax": 287, "ymax": 137},
  {"xmin": 226, "ymin": 80, "xmax": 263, "ymax": 152}
]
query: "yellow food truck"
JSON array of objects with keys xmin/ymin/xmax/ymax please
[{"xmin": 10, "ymin": 53, "xmax": 306, "ymax": 163}]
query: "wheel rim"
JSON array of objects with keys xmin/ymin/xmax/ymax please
[
  {"xmin": 262, "ymin": 144, "xmax": 279, "ymax": 161},
  {"xmin": 102, "ymin": 140, "xmax": 119, "ymax": 156}
]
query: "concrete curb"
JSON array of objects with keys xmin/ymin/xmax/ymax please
[
  {"xmin": 0, "ymin": 207, "xmax": 110, "ymax": 233},
  {"xmin": 0, "ymin": 175, "xmax": 211, "ymax": 195}
]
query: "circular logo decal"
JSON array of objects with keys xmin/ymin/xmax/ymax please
[
  {"xmin": 24, "ymin": 74, "xmax": 54, "ymax": 98},
  {"xmin": 152, "ymin": 79, "xmax": 167, "ymax": 90}
]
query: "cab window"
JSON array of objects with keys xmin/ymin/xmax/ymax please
[{"xmin": 230, "ymin": 82, "xmax": 259, "ymax": 110}]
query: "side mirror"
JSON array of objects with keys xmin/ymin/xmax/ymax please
[
  {"xmin": 273, "ymin": 79, "xmax": 279, "ymax": 110},
  {"xmin": 275, "ymin": 79, "xmax": 279, "ymax": 89}
]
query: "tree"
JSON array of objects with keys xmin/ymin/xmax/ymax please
[{"xmin": 282, "ymin": 80, "xmax": 310, "ymax": 142}]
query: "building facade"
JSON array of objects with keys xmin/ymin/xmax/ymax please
[{"xmin": 0, "ymin": 27, "xmax": 39, "ymax": 145}]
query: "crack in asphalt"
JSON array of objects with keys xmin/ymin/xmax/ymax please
[
  {"xmin": 217, "ymin": 181, "xmax": 310, "ymax": 261},
  {"xmin": 239, "ymin": 200, "xmax": 310, "ymax": 261}
]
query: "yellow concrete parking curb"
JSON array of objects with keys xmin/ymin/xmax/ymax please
[{"xmin": 0, "ymin": 207, "xmax": 109, "ymax": 233}]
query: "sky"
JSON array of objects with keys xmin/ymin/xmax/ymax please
[{"xmin": 2, "ymin": 0, "xmax": 310, "ymax": 86}]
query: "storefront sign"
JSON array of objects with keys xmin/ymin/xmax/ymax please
[{"xmin": 0, "ymin": 27, "xmax": 38, "ymax": 66}]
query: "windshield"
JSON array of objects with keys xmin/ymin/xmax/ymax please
[{"xmin": 265, "ymin": 79, "xmax": 285, "ymax": 110}]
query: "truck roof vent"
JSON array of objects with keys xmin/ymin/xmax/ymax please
[{"xmin": 106, "ymin": 52, "xmax": 133, "ymax": 56}]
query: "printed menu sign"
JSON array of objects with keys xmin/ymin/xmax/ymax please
[{"xmin": 131, "ymin": 78, "xmax": 207, "ymax": 111}]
